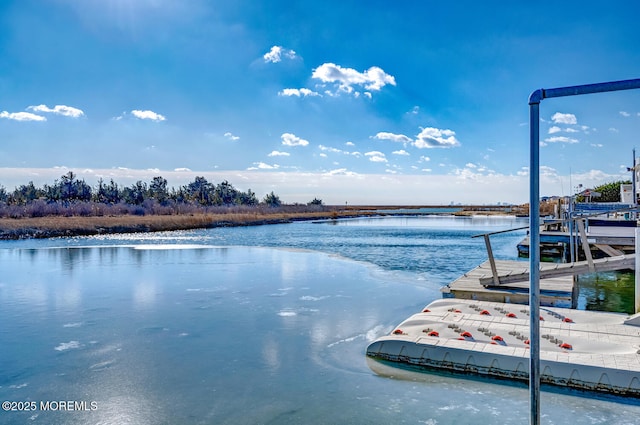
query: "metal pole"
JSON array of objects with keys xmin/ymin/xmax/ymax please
[
  {"xmin": 542, "ymin": 78, "xmax": 640, "ymax": 99},
  {"xmin": 636, "ymin": 228, "xmax": 640, "ymax": 313},
  {"xmin": 528, "ymin": 92, "xmax": 542, "ymax": 425},
  {"xmin": 632, "ymin": 148, "xmax": 636, "ymax": 219},
  {"xmin": 568, "ymin": 203, "xmax": 575, "ymax": 263},
  {"xmin": 483, "ymin": 234, "xmax": 500, "ymax": 285}
]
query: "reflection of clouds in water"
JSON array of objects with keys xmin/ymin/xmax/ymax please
[
  {"xmin": 6, "ymin": 281, "xmax": 47, "ymax": 307},
  {"xmin": 63, "ymin": 322, "xmax": 83, "ymax": 327},
  {"xmin": 9, "ymin": 383, "xmax": 28, "ymax": 389},
  {"xmin": 262, "ymin": 336, "xmax": 280, "ymax": 372},
  {"xmin": 279, "ymin": 251, "xmax": 312, "ymax": 284},
  {"xmin": 88, "ymin": 343, "xmax": 122, "ymax": 356},
  {"xmin": 54, "ymin": 340, "xmax": 81, "ymax": 351},
  {"xmin": 85, "ymin": 340, "xmax": 163, "ymax": 424},
  {"xmin": 299, "ymin": 295, "xmax": 330, "ymax": 301},
  {"xmin": 326, "ymin": 324, "xmax": 388, "ymax": 348},
  {"xmin": 277, "ymin": 307, "xmax": 318, "ymax": 318},
  {"xmin": 309, "ymin": 321, "xmax": 331, "ymax": 347},
  {"xmin": 269, "ymin": 287, "xmax": 293, "ymax": 297},
  {"xmin": 90, "ymin": 359, "xmax": 117, "ymax": 371},
  {"xmin": 55, "ymin": 280, "xmax": 82, "ymax": 310},
  {"xmin": 133, "ymin": 280, "xmax": 157, "ymax": 308}
]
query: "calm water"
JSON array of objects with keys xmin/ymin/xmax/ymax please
[{"xmin": 1, "ymin": 216, "xmax": 638, "ymax": 424}]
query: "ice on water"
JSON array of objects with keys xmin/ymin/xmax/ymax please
[{"xmin": 0, "ymin": 218, "xmax": 638, "ymax": 424}]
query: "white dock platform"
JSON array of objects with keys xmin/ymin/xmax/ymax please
[{"xmin": 367, "ymin": 299, "xmax": 640, "ymax": 397}]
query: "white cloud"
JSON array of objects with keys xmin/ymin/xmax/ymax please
[
  {"xmin": 263, "ymin": 45, "xmax": 297, "ymax": 63},
  {"xmin": 311, "ymin": 63, "xmax": 395, "ymax": 96},
  {"xmin": 392, "ymin": 150, "xmax": 409, "ymax": 156},
  {"xmin": 373, "ymin": 132, "xmax": 412, "ymax": 144},
  {"xmin": 281, "ymin": 133, "xmax": 309, "ymax": 147},
  {"xmin": 345, "ymin": 141, "xmax": 355, "ymax": 147},
  {"xmin": 0, "ymin": 111, "xmax": 46, "ymax": 121},
  {"xmin": 551, "ymin": 112, "xmax": 577, "ymax": 125},
  {"xmin": 0, "ymin": 166, "xmax": 627, "ymax": 205},
  {"xmin": 268, "ymin": 150, "xmax": 290, "ymax": 157},
  {"xmin": 549, "ymin": 125, "xmax": 581, "ymax": 134},
  {"xmin": 414, "ymin": 127, "xmax": 460, "ymax": 148},
  {"xmin": 620, "ymin": 111, "xmax": 631, "ymax": 117},
  {"xmin": 278, "ymin": 88, "xmax": 320, "ymax": 97},
  {"xmin": 544, "ymin": 136, "xmax": 579, "ymax": 144},
  {"xmin": 539, "ymin": 166, "xmax": 559, "ymax": 178},
  {"xmin": 319, "ymin": 145, "xmax": 347, "ymax": 154},
  {"xmin": 174, "ymin": 168, "xmax": 192, "ymax": 172},
  {"xmin": 249, "ymin": 162, "xmax": 280, "ymax": 170},
  {"xmin": 131, "ymin": 110, "xmax": 166, "ymax": 121},
  {"xmin": 365, "ymin": 151, "xmax": 387, "ymax": 163},
  {"xmin": 27, "ymin": 104, "xmax": 84, "ymax": 118},
  {"xmin": 609, "ymin": 127, "xmax": 619, "ymax": 133},
  {"xmin": 224, "ymin": 132, "xmax": 240, "ymax": 141},
  {"xmin": 419, "ymin": 156, "xmax": 430, "ymax": 162},
  {"xmin": 322, "ymin": 168, "xmax": 360, "ymax": 177}
]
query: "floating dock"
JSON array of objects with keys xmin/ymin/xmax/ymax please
[
  {"xmin": 441, "ymin": 255, "xmax": 636, "ymax": 308},
  {"xmin": 442, "ymin": 259, "xmax": 576, "ymax": 307},
  {"xmin": 366, "ymin": 298, "xmax": 640, "ymax": 397}
]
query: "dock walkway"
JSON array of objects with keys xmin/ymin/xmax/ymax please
[
  {"xmin": 442, "ymin": 259, "xmax": 576, "ymax": 307},
  {"xmin": 480, "ymin": 254, "xmax": 635, "ymax": 285}
]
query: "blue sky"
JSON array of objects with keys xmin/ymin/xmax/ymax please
[{"xmin": 1, "ymin": 0, "xmax": 639, "ymax": 204}]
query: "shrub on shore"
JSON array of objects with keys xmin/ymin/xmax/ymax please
[{"xmin": 0, "ymin": 172, "xmax": 326, "ymax": 219}]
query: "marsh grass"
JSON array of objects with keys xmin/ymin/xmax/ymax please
[
  {"xmin": 0, "ymin": 203, "xmax": 522, "ymax": 240},
  {"xmin": 0, "ymin": 206, "xmax": 377, "ymax": 239}
]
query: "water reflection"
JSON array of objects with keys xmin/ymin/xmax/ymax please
[
  {"xmin": 577, "ymin": 271, "xmax": 635, "ymax": 313},
  {"xmin": 132, "ymin": 279, "xmax": 158, "ymax": 309},
  {"xmin": 1, "ymin": 219, "xmax": 638, "ymax": 423}
]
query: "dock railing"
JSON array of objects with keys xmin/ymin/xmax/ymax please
[{"xmin": 472, "ymin": 226, "xmax": 529, "ymax": 285}]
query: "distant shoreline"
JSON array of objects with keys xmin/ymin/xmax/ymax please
[{"xmin": 0, "ymin": 206, "xmax": 525, "ymax": 240}]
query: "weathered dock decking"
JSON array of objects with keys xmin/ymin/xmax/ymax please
[{"xmin": 441, "ymin": 259, "xmax": 576, "ymax": 307}]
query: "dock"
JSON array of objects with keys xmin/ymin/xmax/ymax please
[
  {"xmin": 367, "ymin": 298, "xmax": 640, "ymax": 397},
  {"xmin": 518, "ymin": 222, "xmax": 637, "ymax": 259},
  {"xmin": 441, "ymin": 254, "xmax": 636, "ymax": 309},
  {"xmin": 441, "ymin": 259, "xmax": 576, "ymax": 307},
  {"xmin": 367, "ymin": 224, "xmax": 640, "ymax": 398}
]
